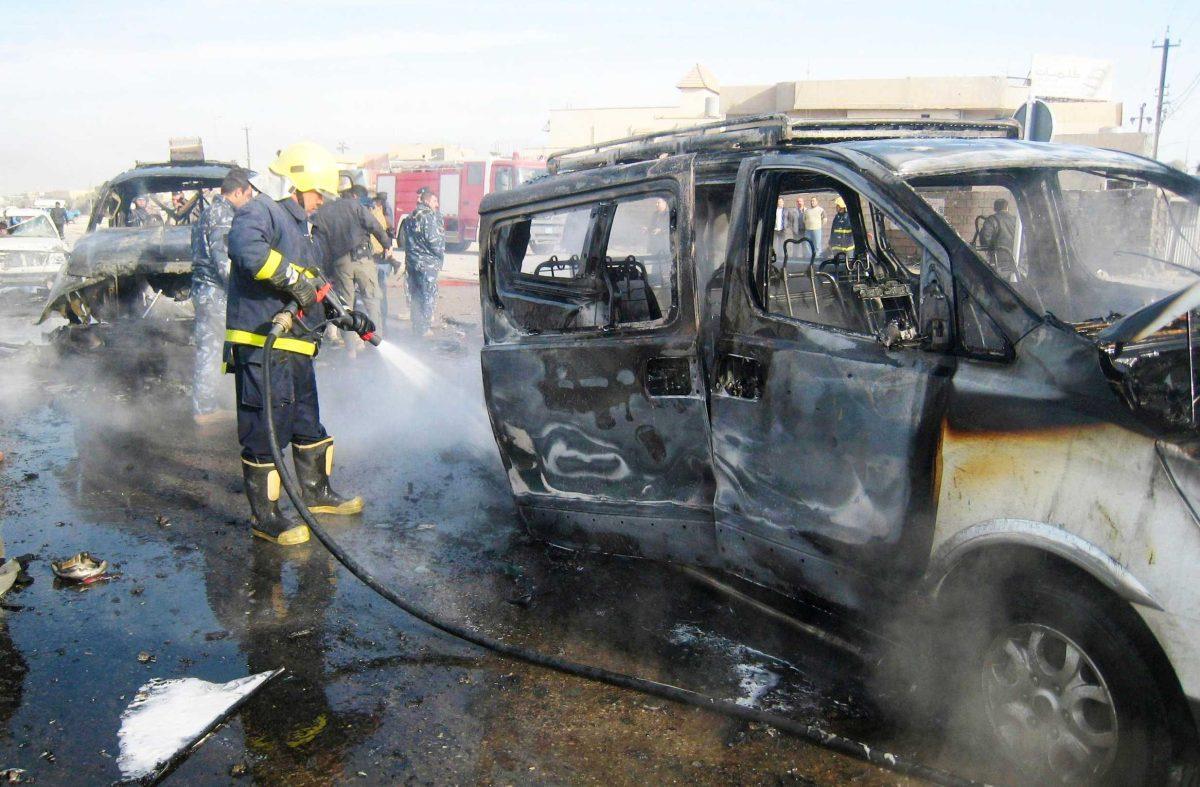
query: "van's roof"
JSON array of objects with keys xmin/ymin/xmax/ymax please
[
  {"xmin": 546, "ymin": 114, "xmax": 1021, "ymax": 175},
  {"xmin": 836, "ymin": 138, "xmax": 1180, "ymax": 180}
]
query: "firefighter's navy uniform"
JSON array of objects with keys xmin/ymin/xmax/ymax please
[
  {"xmin": 226, "ymin": 194, "xmax": 327, "ymax": 460},
  {"xmin": 829, "ymin": 197, "xmax": 855, "ymax": 259},
  {"xmin": 225, "ymin": 141, "xmax": 366, "ymax": 546}
]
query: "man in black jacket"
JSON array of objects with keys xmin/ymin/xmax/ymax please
[{"xmin": 312, "ymin": 186, "xmax": 390, "ymax": 346}]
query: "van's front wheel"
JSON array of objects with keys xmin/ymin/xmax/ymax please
[{"xmin": 955, "ymin": 575, "xmax": 1173, "ymax": 785}]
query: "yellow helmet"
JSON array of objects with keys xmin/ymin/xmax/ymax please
[
  {"xmin": 269, "ymin": 142, "xmax": 340, "ymax": 195},
  {"xmin": 834, "ymin": 196, "xmax": 847, "ymax": 209}
]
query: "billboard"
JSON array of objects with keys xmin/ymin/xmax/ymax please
[{"xmin": 1029, "ymin": 55, "xmax": 1114, "ymax": 101}]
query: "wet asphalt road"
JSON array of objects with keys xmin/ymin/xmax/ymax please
[{"xmin": 0, "ymin": 284, "xmax": 992, "ymax": 785}]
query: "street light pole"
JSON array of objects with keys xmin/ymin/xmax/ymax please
[{"xmin": 242, "ymin": 125, "xmax": 252, "ymax": 169}]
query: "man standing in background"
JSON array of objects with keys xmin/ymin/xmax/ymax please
[
  {"xmin": 403, "ymin": 187, "xmax": 445, "ymax": 338},
  {"xmin": 312, "ymin": 185, "xmax": 390, "ymax": 350},
  {"xmin": 190, "ymin": 167, "xmax": 254, "ymax": 425},
  {"xmin": 977, "ymin": 198, "xmax": 1019, "ymax": 278},
  {"xmin": 128, "ymin": 196, "xmax": 152, "ymax": 227},
  {"xmin": 803, "ymin": 196, "xmax": 826, "ymax": 260},
  {"xmin": 369, "ymin": 192, "xmax": 396, "ymax": 327},
  {"xmin": 50, "ymin": 202, "xmax": 67, "ymax": 238}
]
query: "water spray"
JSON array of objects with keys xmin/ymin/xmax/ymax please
[{"xmin": 259, "ymin": 329, "xmax": 977, "ymax": 787}]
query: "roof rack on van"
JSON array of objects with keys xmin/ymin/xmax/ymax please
[{"xmin": 545, "ymin": 114, "xmax": 1021, "ymax": 175}]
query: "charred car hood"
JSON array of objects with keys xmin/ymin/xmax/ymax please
[{"xmin": 66, "ymin": 226, "xmax": 194, "ymax": 279}]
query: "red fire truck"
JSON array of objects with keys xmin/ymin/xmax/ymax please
[{"xmin": 375, "ymin": 156, "xmax": 545, "ymax": 253}]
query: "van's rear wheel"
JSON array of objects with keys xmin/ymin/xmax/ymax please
[{"xmin": 953, "ymin": 574, "xmax": 1173, "ymax": 785}]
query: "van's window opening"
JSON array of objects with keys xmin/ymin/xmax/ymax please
[
  {"xmin": 492, "ymin": 166, "xmax": 543, "ymax": 193},
  {"xmin": 755, "ymin": 173, "xmax": 926, "ymax": 344},
  {"xmin": 908, "ymin": 168, "xmax": 1200, "ymax": 330},
  {"xmin": 489, "ymin": 190, "xmax": 678, "ymax": 334}
]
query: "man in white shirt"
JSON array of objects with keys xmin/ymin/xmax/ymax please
[{"xmin": 802, "ymin": 196, "xmax": 826, "ymax": 259}]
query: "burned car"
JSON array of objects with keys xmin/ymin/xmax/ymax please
[
  {"xmin": 479, "ymin": 116, "xmax": 1200, "ymax": 783},
  {"xmin": 38, "ymin": 159, "xmax": 241, "ymax": 325}
]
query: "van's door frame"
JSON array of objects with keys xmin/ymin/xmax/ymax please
[
  {"xmin": 709, "ymin": 152, "xmax": 958, "ymax": 612},
  {"xmin": 480, "ymin": 155, "xmax": 720, "ymax": 567}
]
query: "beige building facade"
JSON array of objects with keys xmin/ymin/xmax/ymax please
[
  {"xmin": 547, "ymin": 61, "xmax": 1148, "ymax": 156},
  {"xmin": 546, "ymin": 64, "xmax": 722, "ymax": 150}
]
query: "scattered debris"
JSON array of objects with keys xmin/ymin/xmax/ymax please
[
  {"xmin": 21, "ymin": 473, "xmax": 36, "ymax": 482},
  {"xmin": 136, "ymin": 651, "xmax": 156, "ymax": 664},
  {"xmin": 0, "ymin": 561, "xmax": 19, "ymax": 599},
  {"xmin": 154, "ymin": 515, "xmax": 170, "ymax": 528},
  {"xmin": 504, "ymin": 591, "xmax": 534, "ymax": 608},
  {"xmin": 38, "ymin": 750, "xmax": 55, "ymax": 763},
  {"xmin": 0, "ymin": 768, "xmax": 25, "ymax": 783},
  {"xmin": 287, "ymin": 629, "xmax": 313, "ymax": 639},
  {"xmin": 203, "ymin": 630, "xmax": 228, "ymax": 642},
  {"xmin": 50, "ymin": 552, "xmax": 108, "ymax": 584},
  {"xmin": 117, "ymin": 669, "xmax": 283, "ymax": 782},
  {"xmin": 229, "ymin": 762, "xmax": 248, "ymax": 778}
]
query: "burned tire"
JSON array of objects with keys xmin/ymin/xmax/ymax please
[{"xmin": 945, "ymin": 572, "xmax": 1175, "ymax": 785}]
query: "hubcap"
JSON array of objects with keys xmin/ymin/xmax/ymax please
[{"xmin": 981, "ymin": 623, "xmax": 1118, "ymax": 783}]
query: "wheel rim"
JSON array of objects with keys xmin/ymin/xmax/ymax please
[{"xmin": 981, "ymin": 623, "xmax": 1119, "ymax": 783}]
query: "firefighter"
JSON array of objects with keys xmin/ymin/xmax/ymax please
[
  {"xmin": 402, "ymin": 187, "xmax": 445, "ymax": 337},
  {"xmin": 190, "ymin": 167, "xmax": 254, "ymax": 425},
  {"xmin": 225, "ymin": 141, "xmax": 375, "ymax": 547},
  {"xmin": 829, "ymin": 196, "xmax": 855, "ymax": 259}
]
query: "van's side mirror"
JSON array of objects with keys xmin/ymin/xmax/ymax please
[{"xmin": 921, "ymin": 277, "xmax": 952, "ymax": 352}]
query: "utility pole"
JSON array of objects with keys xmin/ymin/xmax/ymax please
[
  {"xmin": 1132, "ymin": 102, "xmax": 1149, "ymax": 133},
  {"xmin": 242, "ymin": 125, "xmax": 251, "ymax": 169},
  {"xmin": 336, "ymin": 141, "xmax": 349, "ymax": 155},
  {"xmin": 1152, "ymin": 29, "xmax": 1180, "ymax": 160}
]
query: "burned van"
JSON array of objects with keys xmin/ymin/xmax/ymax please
[
  {"xmin": 479, "ymin": 116, "xmax": 1200, "ymax": 782},
  {"xmin": 38, "ymin": 159, "xmax": 241, "ymax": 325}
]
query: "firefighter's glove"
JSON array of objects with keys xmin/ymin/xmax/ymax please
[
  {"xmin": 268, "ymin": 262, "xmax": 318, "ymax": 310},
  {"xmin": 341, "ymin": 310, "xmax": 376, "ymax": 339}
]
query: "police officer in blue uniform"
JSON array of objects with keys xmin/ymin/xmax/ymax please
[
  {"xmin": 225, "ymin": 142, "xmax": 375, "ymax": 547},
  {"xmin": 191, "ymin": 167, "xmax": 254, "ymax": 424},
  {"xmin": 402, "ymin": 187, "xmax": 445, "ymax": 337}
]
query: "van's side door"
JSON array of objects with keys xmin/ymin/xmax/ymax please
[
  {"xmin": 710, "ymin": 153, "xmax": 957, "ymax": 611},
  {"xmin": 480, "ymin": 155, "xmax": 718, "ymax": 565}
]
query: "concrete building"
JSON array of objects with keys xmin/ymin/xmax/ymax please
[
  {"xmin": 547, "ymin": 59, "xmax": 1149, "ymax": 156},
  {"xmin": 546, "ymin": 64, "xmax": 722, "ymax": 150}
]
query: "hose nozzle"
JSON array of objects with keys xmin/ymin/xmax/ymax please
[{"xmin": 270, "ymin": 307, "xmax": 296, "ymax": 336}]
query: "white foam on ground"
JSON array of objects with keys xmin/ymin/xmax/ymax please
[
  {"xmin": 670, "ymin": 623, "xmax": 799, "ymax": 711},
  {"xmin": 117, "ymin": 669, "xmax": 282, "ymax": 780}
]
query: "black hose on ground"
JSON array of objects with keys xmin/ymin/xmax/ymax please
[{"xmin": 261, "ymin": 333, "xmax": 978, "ymax": 787}]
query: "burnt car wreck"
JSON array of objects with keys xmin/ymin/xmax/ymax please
[
  {"xmin": 38, "ymin": 159, "xmax": 242, "ymax": 326},
  {"xmin": 479, "ymin": 116, "xmax": 1200, "ymax": 782}
]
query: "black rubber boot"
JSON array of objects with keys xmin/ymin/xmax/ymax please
[
  {"xmin": 242, "ymin": 459, "xmax": 310, "ymax": 546},
  {"xmin": 292, "ymin": 438, "xmax": 364, "ymax": 515}
]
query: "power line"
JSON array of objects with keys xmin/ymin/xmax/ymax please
[{"xmin": 1166, "ymin": 67, "xmax": 1200, "ymax": 117}]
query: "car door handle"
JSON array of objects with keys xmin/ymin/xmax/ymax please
[
  {"xmin": 715, "ymin": 353, "xmax": 764, "ymax": 400},
  {"xmin": 645, "ymin": 356, "xmax": 693, "ymax": 397}
]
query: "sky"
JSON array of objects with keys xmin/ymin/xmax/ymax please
[{"xmin": 1, "ymin": 0, "xmax": 1198, "ymax": 194}]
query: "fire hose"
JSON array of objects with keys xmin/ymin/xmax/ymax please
[{"xmin": 260, "ymin": 327, "xmax": 978, "ymax": 787}]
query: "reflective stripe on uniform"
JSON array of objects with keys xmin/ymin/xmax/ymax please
[
  {"xmin": 255, "ymin": 249, "xmax": 284, "ymax": 281},
  {"xmin": 224, "ymin": 328, "xmax": 317, "ymax": 356}
]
